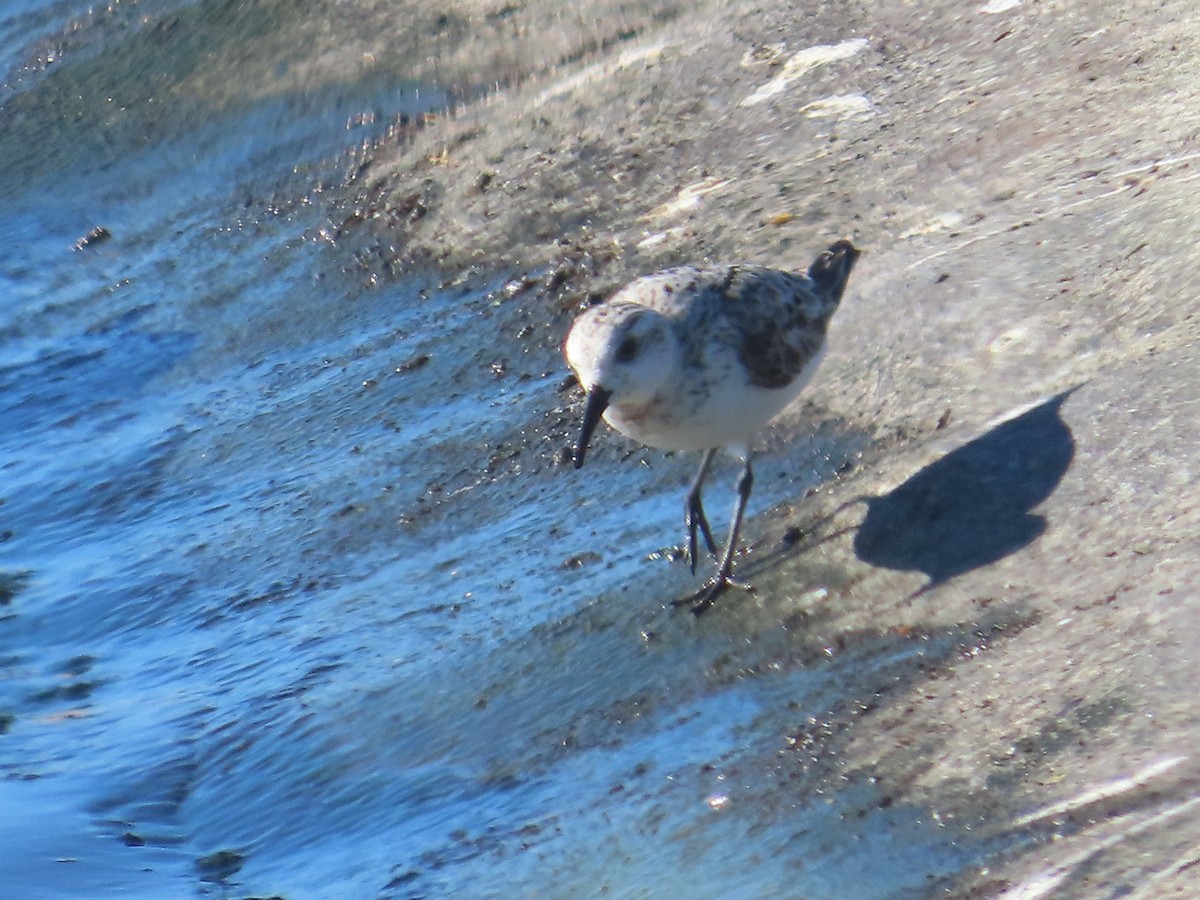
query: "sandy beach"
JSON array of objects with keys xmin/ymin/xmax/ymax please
[{"xmin": 338, "ymin": 0, "xmax": 1200, "ymax": 892}]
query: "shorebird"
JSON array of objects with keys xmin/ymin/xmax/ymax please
[{"xmin": 565, "ymin": 239, "xmax": 859, "ymax": 613}]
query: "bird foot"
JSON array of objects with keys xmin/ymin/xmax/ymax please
[{"xmin": 672, "ymin": 573, "xmax": 754, "ymax": 616}]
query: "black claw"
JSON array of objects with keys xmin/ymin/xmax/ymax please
[
  {"xmin": 689, "ymin": 589, "xmax": 721, "ymax": 616},
  {"xmin": 671, "ymin": 572, "xmax": 753, "ymax": 616}
]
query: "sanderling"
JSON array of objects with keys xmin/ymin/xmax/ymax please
[{"xmin": 565, "ymin": 239, "xmax": 860, "ymax": 614}]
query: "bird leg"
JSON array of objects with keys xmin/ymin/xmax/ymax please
[
  {"xmin": 684, "ymin": 448, "xmax": 719, "ymax": 573},
  {"xmin": 677, "ymin": 455, "xmax": 756, "ymax": 615}
]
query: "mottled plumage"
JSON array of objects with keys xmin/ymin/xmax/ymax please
[{"xmin": 565, "ymin": 240, "xmax": 859, "ymax": 613}]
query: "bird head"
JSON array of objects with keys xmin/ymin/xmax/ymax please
[{"xmin": 563, "ymin": 304, "xmax": 677, "ymax": 468}]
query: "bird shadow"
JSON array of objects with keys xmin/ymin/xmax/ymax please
[
  {"xmin": 742, "ymin": 387, "xmax": 1079, "ymax": 597},
  {"xmin": 850, "ymin": 388, "xmax": 1079, "ymax": 592}
]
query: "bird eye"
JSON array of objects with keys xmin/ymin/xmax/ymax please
[{"xmin": 615, "ymin": 336, "xmax": 638, "ymax": 363}]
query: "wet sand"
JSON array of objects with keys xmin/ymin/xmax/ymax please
[{"xmin": 331, "ymin": 0, "xmax": 1200, "ymax": 893}]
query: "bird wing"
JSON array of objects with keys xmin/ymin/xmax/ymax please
[
  {"xmin": 711, "ymin": 267, "xmax": 833, "ymax": 390},
  {"xmin": 611, "ymin": 264, "xmax": 838, "ymax": 390}
]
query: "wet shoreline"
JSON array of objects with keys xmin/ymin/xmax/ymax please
[{"xmin": 2, "ymin": 0, "xmax": 1198, "ymax": 895}]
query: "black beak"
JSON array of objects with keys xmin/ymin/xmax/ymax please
[{"xmin": 573, "ymin": 387, "xmax": 611, "ymax": 469}]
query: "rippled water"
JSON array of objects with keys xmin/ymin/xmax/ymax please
[{"xmin": 0, "ymin": 4, "xmax": 965, "ymax": 898}]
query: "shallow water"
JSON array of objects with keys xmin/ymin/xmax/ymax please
[{"xmin": 0, "ymin": 4, "xmax": 978, "ymax": 898}]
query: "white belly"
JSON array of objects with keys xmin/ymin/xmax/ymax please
[{"xmin": 604, "ymin": 345, "xmax": 826, "ymax": 452}]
